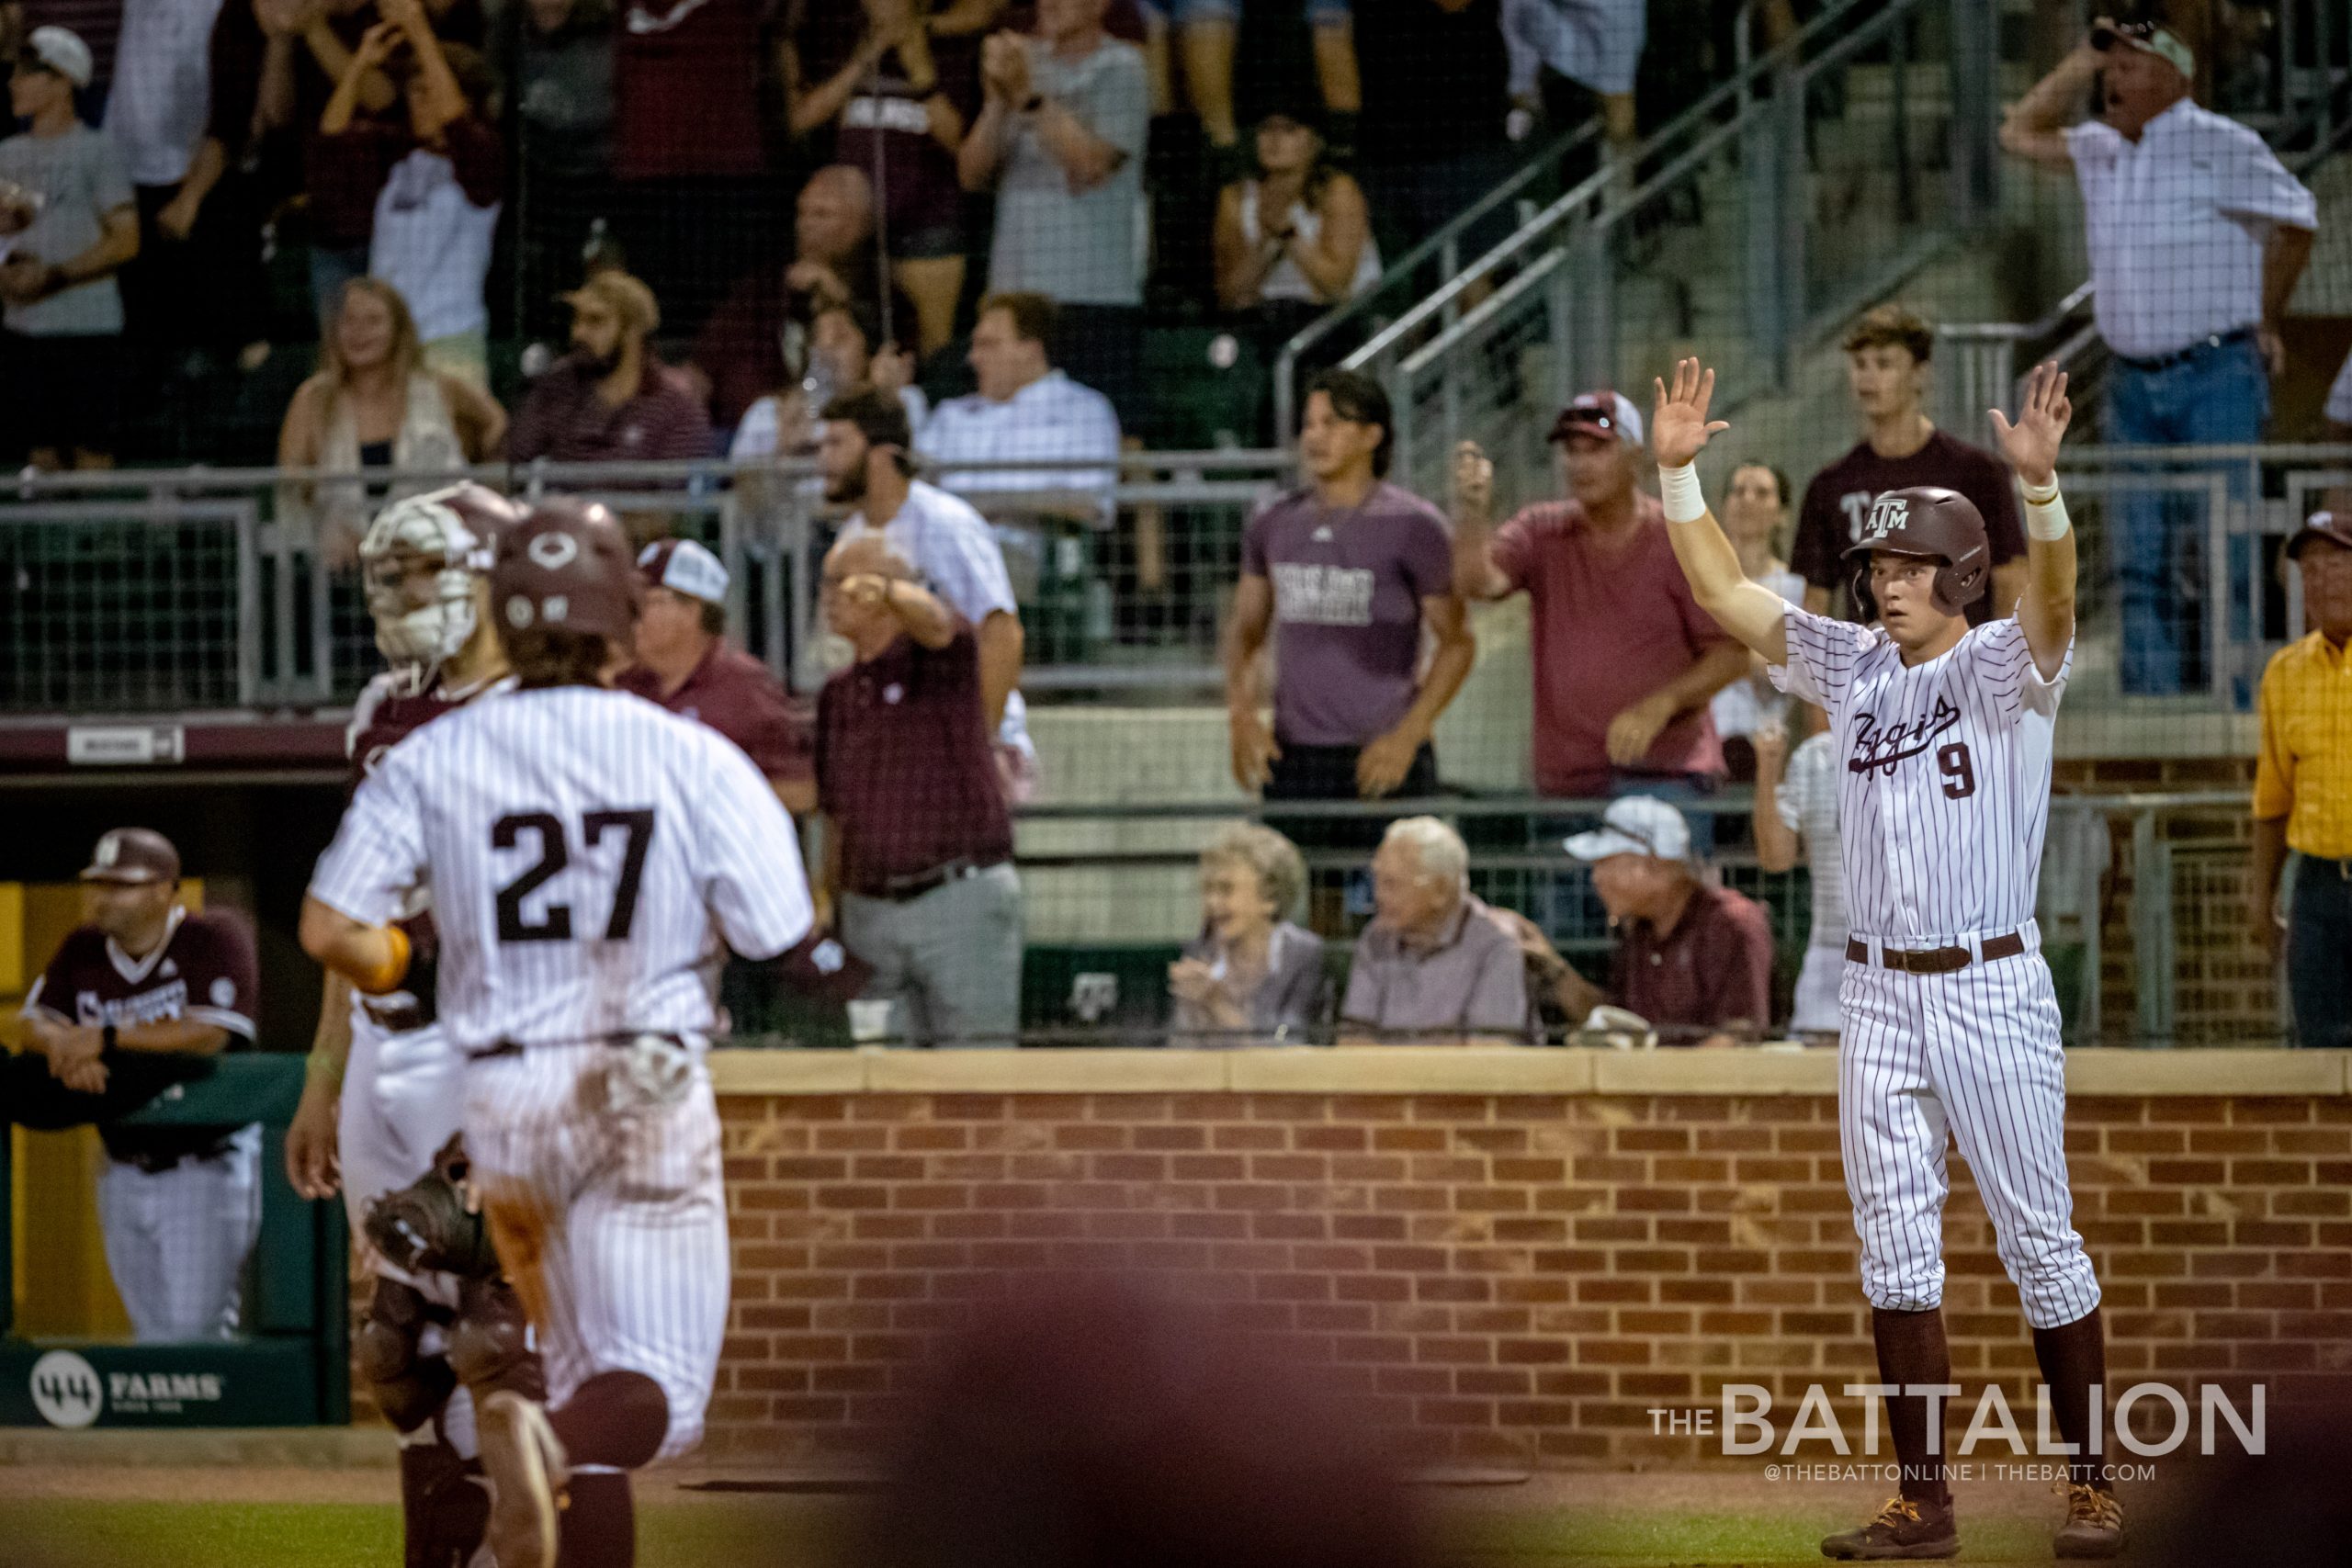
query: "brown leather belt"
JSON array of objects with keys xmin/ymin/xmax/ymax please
[{"xmin": 1846, "ymin": 931, "xmax": 2025, "ymax": 975}]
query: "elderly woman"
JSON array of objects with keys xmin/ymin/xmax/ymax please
[{"xmin": 1167, "ymin": 824, "xmax": 1326, "ymax": 1043}]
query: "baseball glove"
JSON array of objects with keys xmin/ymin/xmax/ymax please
[{"xmin": 364, "ymin": 1134, "xmax": 499, "ymax": 1279}]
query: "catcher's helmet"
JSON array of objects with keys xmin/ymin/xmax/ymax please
[
  {"xmin": 359, "ymin": 483, "xmax": 522, "ymax": 676},
  {"xmin": 1842, "ymin": 486, "xmax": 1989, "ymax": 617},
  {"xmin": 490, "ymin": 497, "xmax": 639, "ymax": 643}
]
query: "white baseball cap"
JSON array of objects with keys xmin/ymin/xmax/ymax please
[
  {"xmin": 637, "ymin": 537, "xmax": 729, "ymax": 604},
  {"xmin": 28, "ymin": 27, "xmax": 95, "ymax": 89},
  {"xmin": 1563, "ymin": 795, "xmax": 1692, "ymax": 864}
]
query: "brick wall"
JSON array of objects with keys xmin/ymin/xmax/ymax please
[{"xmin": 701, "ymin": 1049, "xmax": 2352, "ymax": 1466}]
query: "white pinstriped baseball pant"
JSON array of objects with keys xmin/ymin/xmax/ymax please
[
  {"xmin": 1838, "ymin": 923, "xmax": 2103, "ymax": 1329},
  {"xmin": 462, "ymin": 1041, "xmax": 729, "ymax": 1461},
  {"xmin": 96, "ymin": 1126, "xmax": 263, "ymax": 1342}
]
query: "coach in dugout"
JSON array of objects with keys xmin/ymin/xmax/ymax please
[
  {"xmin": 2249, "ymin": 512, "xmax": 2352, "ymax": 1050},
  {"xmin": 9, "ymin": 829, "xmax": 262, "ymax": 1340}
]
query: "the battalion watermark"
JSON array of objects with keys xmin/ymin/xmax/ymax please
[{"xmin": 1647, "ymin": 1382, "xmax": 2263, "ymax": 1460}]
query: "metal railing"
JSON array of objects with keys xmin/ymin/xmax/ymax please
[
  {"xmin": 4, "ymin": 444, "xmax": 2347, "ymax": 732},
  {"xmin": 0, "ymin": 453, "xmax": 1297, "ymax": 715},
  {"xmin": 1335, "ymin": 0, "xmax": 2003, "ymax": 503},
  {"xmin": 1269, "ymin": 118, "xmax": 1607, "ymax": 446}
]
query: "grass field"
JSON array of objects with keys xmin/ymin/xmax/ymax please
[{"xmin": 0, "ymin": 1469, "xmax": 2109, "ymax": 1567}]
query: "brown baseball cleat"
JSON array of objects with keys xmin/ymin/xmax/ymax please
[
  {"xmin": 2053, "ymin": 1481, "xmax": 2125, "ymax": 1559},
  {"xmin": 479, "ymin": 1389, "xmax": 570, "ymax": 1568},
  {"xmin": 1820, "ymin": 1495, "xmax": 1962, "ymax": 1560}
]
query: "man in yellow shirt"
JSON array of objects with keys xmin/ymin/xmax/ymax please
[{"xmin": 2251, "ymin": 512, "xmax": 2352, "ymax": 1048}]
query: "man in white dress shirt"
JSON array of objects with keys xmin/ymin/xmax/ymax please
[
  {"xmin": 918, "ymin": 290, "xmax": 1122, "ymax": 527},
  {"xmin": 2000, "ymin": 17, "xmax": 2317, "ymax": 695}
]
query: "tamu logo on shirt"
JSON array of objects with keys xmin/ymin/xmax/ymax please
[
  {"xmin": 1848, "ymin": 695, "xmax": 1976, "ymax": 799},
  {"xmin": 1269, "ymin": 562, "xmax": 1375, "ymax": 627}
]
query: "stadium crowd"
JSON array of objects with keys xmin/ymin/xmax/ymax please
[
  {"xmin": 0, "ymin": 0, "xmax": 1694, "ymax": 468},
  {"xmin": 0, "ymin": 5, "xmax": 2343, "ymax": 1052}
]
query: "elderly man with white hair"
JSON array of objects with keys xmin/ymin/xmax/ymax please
[{"xmin": 1338, "ymin": 817, "xmax": 1531, "ymax": 1044}]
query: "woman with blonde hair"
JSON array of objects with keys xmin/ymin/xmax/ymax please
[
  {"xmin": 1168, "ymin": 823, "xmax": 1327, "ymax": 1043},
  {"xmin": 278, "ymin": 276, "xmax": 505, "ymax": 562}
]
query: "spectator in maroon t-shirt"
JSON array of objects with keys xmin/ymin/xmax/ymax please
[
  {"xmin": 1227, "ymin": 368, "xmax": 1473, "ymax": 814},
  {"xmin": 508, "ymin": 268, "xmax": 713, "ymax": 482},
  {"xmin": 784, "ymin": 0, "xmax": 979, "ymax": 356},
  {"xmin": 1451, "ymin": 394, "xmax": 1748, "ymax": 807},
  {"xmin": 1529, "ymin": 795, "xmax": 1772, "ymax": 1048},
  {"xmin": 1789, "ymin": 305, "xmax": 2028, "ymax": 626},
  {"xmin": 816, "ymin": 531, "xmax": 1022, "ymax": 1047}
]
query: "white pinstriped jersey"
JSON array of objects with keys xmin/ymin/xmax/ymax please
[
  {"xmin": 309, "ymin": 686, "xmax": 813, "ymax": 1053},
  {"xmin": 1771, "ymin": 605, "xmax": 2072, "ymax": 943}
]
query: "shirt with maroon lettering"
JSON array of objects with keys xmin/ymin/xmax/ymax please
[
  {"xmin": 616, "ymin": 642, "xmax": 813, "ymax": 784},
  {"xmin": 21, "ymin": 907, "xmax": 259, "ymax": 1162}
]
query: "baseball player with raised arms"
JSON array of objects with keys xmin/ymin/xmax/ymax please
[
  {"xmin": 300, "ymin": 497, "xmax": 813, "ymax": 1568},
  {"xmin": 1651, "ymin": 358, "xmax": 2121, "ymax": 1561},
  {"xmin": 285, "ymin": 481, "xmax": 538, "ymax": 1568}
]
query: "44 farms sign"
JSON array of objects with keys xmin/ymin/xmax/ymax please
[
  {"xmin": 0, "ymin": 1340, "xmax": 327, "ymax": 1427},
  {"xmin": 29, "ymin": 1351, "xmax": 222, "ymax": 1426}
]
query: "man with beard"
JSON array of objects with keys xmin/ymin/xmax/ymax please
[
  {"xmin": 816, "ymin": 386, "xmax": 1035, "ymax": 799},
  {"xmin": 506, "ymin": 269, "xmax": 711, "ymax": 467}
]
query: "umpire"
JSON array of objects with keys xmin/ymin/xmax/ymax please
[{"xmin": 2251, "ymin": 512, "xmax": 2352, "ymax": 1047}]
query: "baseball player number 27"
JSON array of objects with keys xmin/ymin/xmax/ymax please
[
  {"xmin": 1937, "ymin": 743, "xmax": 1975, "ymax": 800},
  {"xmin": 492, "ymin": 808, "xmax": 657, "ymax": 942}
]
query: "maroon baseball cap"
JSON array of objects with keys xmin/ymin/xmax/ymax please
[
  {"xmin": 2286, "ymin": 511, "xmax": 2352, "ymax": 559},
  {"xmin": 81, "ymin": 828, "xmax": 181, "ymax": 885},
  {"xmin": 492, "ymin": 497, "xmax": 640, "ymax": 642},
  {"xmin": 1549, "ymin": 391, "xmax": 1645, "ymax": 446}
]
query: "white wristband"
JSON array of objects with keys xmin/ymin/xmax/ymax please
[
  {"xmin": 1658, "ymin": 464, "xmax": 1706, "ymax": 525},
  {"xmin": 2023, "ymin": 482, "xmax": 2070, "ymax": 542}
]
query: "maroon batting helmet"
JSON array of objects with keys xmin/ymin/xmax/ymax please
[
  {"xmin": 1842, "ymin": 486, "xmax": 1989, "ymax": 617},
  {"xmin": 491, "ymin": 497, "xmax": 639, "ymax": 643}
]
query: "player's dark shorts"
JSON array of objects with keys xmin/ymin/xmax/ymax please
[{"xmin": 0, "ymin": 330, "xmax": 125, "ymax": 458}]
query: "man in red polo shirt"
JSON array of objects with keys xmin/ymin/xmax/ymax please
[
  {"xmin": 1529, "ymin": 796, "xmax": 1772, "ymax": 1047},
  {"xmin": 617, "ymin": 537, "xmax": 813, "ymax": 816},
  {"xmin": 816, "ymin": 532, "xmax": 1021, "ymax": 1048}
]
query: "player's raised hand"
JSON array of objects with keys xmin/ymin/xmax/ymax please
[
  {"xmin": 1651, "ymin": 358, "xmax": 1731, "ymax": 470},
  {"xmin": 1989, "ymin": 360, "xmax": 2071, "ymax": 490}
]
